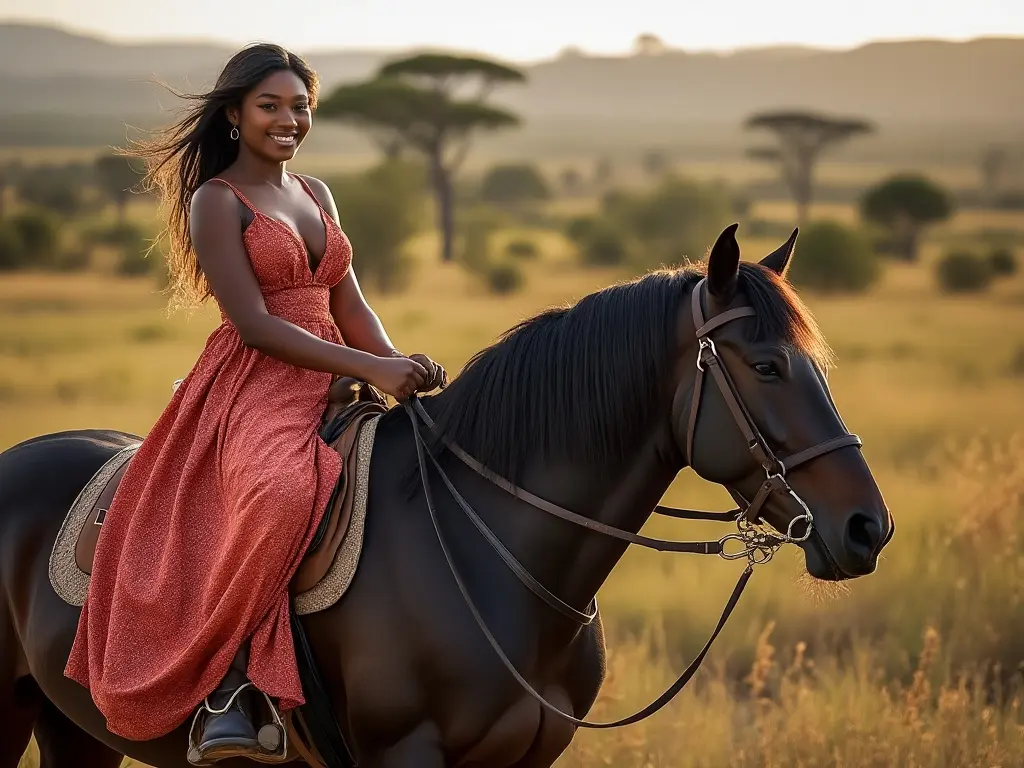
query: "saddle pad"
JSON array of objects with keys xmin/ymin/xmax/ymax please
[
  {"xmin": 49, "ymin": 442, "xmax": 140, "ymax": 607},
  {"xmin": 48, "ymin": 416, "xmax": 380, "ymax": 617}
]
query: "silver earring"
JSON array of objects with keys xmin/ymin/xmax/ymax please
[{"xmin": 230, "ymin": 125, "xmax": 239, "ymax": 140}]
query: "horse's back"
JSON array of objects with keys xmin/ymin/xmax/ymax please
[{"xmin": 0, "ymin": 428, "xmax": 139, "ymax": 586}]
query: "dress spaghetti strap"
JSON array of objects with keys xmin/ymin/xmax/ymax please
[
  {"xmin": 208, "ymin": 177, "xmax": 259, "ymax": 213},
  {"xmin": 289, "ymin": 173, "xmax": 328, "ymax": 215}
]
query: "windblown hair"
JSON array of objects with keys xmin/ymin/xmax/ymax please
[
  {"xmin": 123, "ymin": 43, "xmax": 319, "ymax": 310},
  {"xmin": 416, "ymin": 261, "xmax": 834, "ymax": 483}
]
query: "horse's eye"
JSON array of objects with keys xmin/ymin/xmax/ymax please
[{"xmin": 754, "ymin": 362, "xmax": 780, "ymax": 378}]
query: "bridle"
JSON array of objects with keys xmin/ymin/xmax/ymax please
[
  {"xmin": 682, "ymin": 277, "xmax": 862, "ymax": 554},
  {"xmin": 402, "ymin": 276, "xmax": 863, "ymax": 729}
]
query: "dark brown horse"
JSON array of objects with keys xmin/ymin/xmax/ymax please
[{"xmin": 0, "ymin": 225, "xmax": 892, "ymax": 768}]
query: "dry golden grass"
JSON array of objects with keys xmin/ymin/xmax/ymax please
[{"xmin": 8, "ymin": 198, "xmax": 1024, "ymax": 767}]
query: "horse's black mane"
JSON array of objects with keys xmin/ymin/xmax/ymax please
[{"xmin": 395, "ymin": 261, "xmax": 832, "ymax": 483}]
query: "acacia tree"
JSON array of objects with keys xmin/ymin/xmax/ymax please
[
  {"xmin": 319, "ymin": 54, "xmax": 525, "ymax": 263},
  {"xmin": 860, "ymin": 173, "xmax": 952, "ymax": 262},
  {"xmin": 744, "ymin": 110, "xmax": 874, "ymax": 226}
]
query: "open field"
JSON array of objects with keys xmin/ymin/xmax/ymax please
[
  {"xmin": 9, "ymin": 187, "xmax": 1024, "ymax": 766},
  {"xmin": 0, "ymin": 144, "xmax": 1000, "ymax": 194}
]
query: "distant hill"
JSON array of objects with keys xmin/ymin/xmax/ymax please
[{"xmin": 0, "ymin": 22, "xmax": 1021, "ymax": 162}]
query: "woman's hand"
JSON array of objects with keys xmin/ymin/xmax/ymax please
[
  {"xmin": 365, "ymin": 356, "xmax": 428, "ymax": 401},
  {"xmin": 408, "ymin": 353, "xmax": 447, "ymax": 392}
]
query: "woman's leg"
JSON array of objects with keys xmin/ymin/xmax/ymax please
[{"xmin": 188, "ymin": 640, "xmax": 264, "ymax": 764}]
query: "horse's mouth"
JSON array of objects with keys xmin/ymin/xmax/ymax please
[{"xmin": 801, "ymin": 530, "xmax": 851, "ymax": 581}]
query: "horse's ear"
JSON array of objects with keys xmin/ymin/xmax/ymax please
[
  {"xmin": 759, "ymin": 227, "xmax": 798, "ymax": 277},
  {"xmin": 706, "ymin": 223, "xmax": 741, "ymax": 303}
]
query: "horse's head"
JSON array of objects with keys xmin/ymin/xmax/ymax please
[{"xmin": 674, "ymin": 224, "xmax": 892, "ymax": 581}]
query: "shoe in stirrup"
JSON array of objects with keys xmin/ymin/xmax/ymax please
[{"xmin": 187, "ymin": 646, "xmax": 263, "ymax": 765}]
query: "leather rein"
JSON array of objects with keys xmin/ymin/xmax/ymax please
[{"xmin": 401, "ymin": 277, "xmax": 862, "ymax": 729}]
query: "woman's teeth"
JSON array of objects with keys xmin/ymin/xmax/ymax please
[{"xmin": 271, "ymin": 134, "xmax": 296, "ymax": 145}]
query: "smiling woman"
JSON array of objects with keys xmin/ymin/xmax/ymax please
[{"xmin": 57, "ymin": 42, "xmax": 448, "ymax": 765}]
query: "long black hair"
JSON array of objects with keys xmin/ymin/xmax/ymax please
[{"xmin": 125, "ymin": 43, "xmax": 318, "ymax": 310}]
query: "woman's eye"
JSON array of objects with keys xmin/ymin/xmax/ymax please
[
  {"xmin": 754, "ymin": 362, "xmax": 780, "ymax": 377},
  {"xmin": 259, "ymin": 104, "xmax": 275, "ymax": 111}
]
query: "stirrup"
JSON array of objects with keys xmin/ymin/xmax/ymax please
[{"xmin": 186, "ymin": 682, "xmax": 290, "ymax": 765}]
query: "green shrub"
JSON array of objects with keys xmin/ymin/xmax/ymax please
[
  {"xmin": 565, "ymin": 216, "xmax": 596, "ymax": 245},
  {"xmin": 327, "ymin": 159, "xmax": 426, "ymax": 294},
  {"xmin": 485, "ymin": 261, "xmax": 524, "ymax": 295},
  {"xmin": 606, "ymin": 175, "xmax": 734, "ymax": 270},
  {"xmin": 52, "ymin": 249, "xmax": 91, "ymax": 273},
  {"xmin": 580, "ymin": 221, "xmax": 630, "ymax": 267},
  {"xmin": 117, "ymin": 249, "xmax": 155, "ymax": 276},
  {"xmin": 0, "ymin": 222, "xmax": 26, "ymax": 271},
  {"xmin": 505, "ymin": 238, "xmax": 539, "ymax": 260},
  {"xmin": 9, "ymin": 210, "xmax": 60, "ymax": 267},
  {"xmin": 987, "ymin": 247, "xmax": 1018, "ymax": 277},
  {"xmin": 935, "ymin": 250, "xmax": 993, "ymax": 294},
  {"xmin": 786, "ymin": 220, "xmax": 881, "ymax": 293},
  {"xmin": 479, "ymin": 163, "xmax": 550, "ymax": 206},
  {"xmin": 457, "ymin": 210, "xmax": 499, "ymax": 275}
]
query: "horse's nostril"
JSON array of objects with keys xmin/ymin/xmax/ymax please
[{"xmin": 846, "ymin": 512, "xmax": 879, "ymax": 556}]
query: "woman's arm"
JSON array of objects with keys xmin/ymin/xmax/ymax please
[
  {"xmin": 328, "ymin": 268, "xmax": 400, "ymax": 357},
  {"xmin": 189, "ymin": 181, "xmax": 426, "ymax": 393},
  {"xmin": 301, "ymin": 174, "xmax": 447, "ymax": 391}
]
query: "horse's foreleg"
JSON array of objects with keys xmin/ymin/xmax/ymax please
[
  {"xmin": 0, "ymin": 607, "xmax": 40, "ymax": 768},
  {"xmin": 368, "ymin": 722, "xmax": 446, "ymax": 768},
  {"xmin": 32, "ymin": 697, "xmax": 124, "ymax": 768},
  {"xmin": 509, "ymin": 690, "xmax": 577, "ymax": 768}
]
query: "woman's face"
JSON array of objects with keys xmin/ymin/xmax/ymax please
[{"xmin": 229, "ymin": 69, "xmax": 312, "ymax": 163}]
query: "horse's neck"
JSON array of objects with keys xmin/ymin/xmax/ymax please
[{"xmin": 518, "ymin": 424, "xmax": 682, "ymax": 615}]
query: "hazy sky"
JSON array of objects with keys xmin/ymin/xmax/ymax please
[{"xmin": 2, "ymin": 0, "xmax": 1022, "ymax": 61}]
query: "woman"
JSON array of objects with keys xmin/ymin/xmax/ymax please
[{"xmin": 63, "ymin": 43, "xmax": 445, "ymax": 763}]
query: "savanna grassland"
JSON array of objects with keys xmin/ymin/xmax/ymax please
[{"xmin": 9, "ymin": 156, "xmax": 1024, "ymax": 768}]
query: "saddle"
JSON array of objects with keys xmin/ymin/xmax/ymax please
[{"xmin": 61, "ymin": 376, "xmax": 387, "ymax": 612}]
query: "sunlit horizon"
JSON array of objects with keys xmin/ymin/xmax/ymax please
[{"xmin": 2, "ymin": 0, "xmax": 1023, "ymax": 62}]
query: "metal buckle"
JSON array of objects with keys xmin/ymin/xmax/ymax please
[
  {"xmin": 696, "ymin": 337, "xmax": 717, "ymax": 371},
  {"xmin": 718, "ymin": 527, "xmax": 782, "ymax": 566}
]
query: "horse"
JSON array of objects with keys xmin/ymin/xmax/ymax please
[{"xmin": 0, "ymin": 224, "xmax": 893, "ymax": 768}]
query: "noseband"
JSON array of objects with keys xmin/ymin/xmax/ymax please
[{"xmin": 401, "ymin": 276, "xmax": 863, "ymax": 730}]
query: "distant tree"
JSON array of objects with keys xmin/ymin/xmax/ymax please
[
  {"xmin": 633, "ymin": 34, "xmax": 668, "ymax": 56},
  {"xmin": 641, "ymin": 149, "xmax": 670, "ymax": 179},
  {"xmin": 95, "ymin": 152, "xmax": 144, "ymax": 223},
  {"xmin": 319, "ymin": 54, "xmax": 525, "ymax": 263},
  {"xmin": 744, "ymin": 110, "xmax": 874, "ymax": 226},
  {"xmin": 326, "ymin": 159, "xmax": 427, "ymax": 294},
  {"xmin": 0, "ymin": 160, "xmax": 24, "ymax": 220},
  {"xmin": 980, "ymin": 145, "xmax": 1009, "ymax": 204},
  {"xmin": 592, "ymin": 156, "xmax": 614, "ymax": 189},
  {"xmin": 17, "ymin": 168, "xmax": 88, "ymax": 218},
  {"xmin": 479, "ymin": 163, "xmax": 550, "ymax": 207},
  {"xmin": 860, "ymin": 173, "xmax": 952, "ymax": 262},
  {"xmin": 9, "ymin": 210, "xmax": 60, "ymax": 267},
  {"xmin": 559, "ymin": 167, "xmax": 583, "ymax": 196}
]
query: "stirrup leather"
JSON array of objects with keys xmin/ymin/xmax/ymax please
[{"xmin": 186, "ymin": 682, "xmax": 290, "ymax": 765}]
